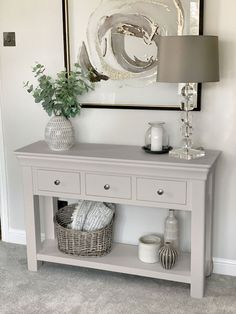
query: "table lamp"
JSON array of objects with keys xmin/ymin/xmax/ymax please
[{"xmin": 157, "ymin": 35, "xmax": 219, "ymax": 160}]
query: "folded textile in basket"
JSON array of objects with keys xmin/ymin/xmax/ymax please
[{"xmin": 69, "ymin": 200, "xmax": 115, "ymax": 231}]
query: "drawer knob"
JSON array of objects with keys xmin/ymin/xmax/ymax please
[
  {"xmin": 104, "ymin": 184, "xmax": 110, "ymax": 190},
  {"xmin": 157, "ymin": 189, "xmax": 164, "ymax": 195},
  {"xmin": 54, "ymin": 180, "xmax": 61, "ymax": 186}
]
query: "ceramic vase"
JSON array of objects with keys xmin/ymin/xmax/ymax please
[
  {"xmin": 45, "ymin": 115, "xmax": 74, "ymax": 151},
  {"xmin": 159, "ymin": 242, "xmax": 178, "ymax": 270}
]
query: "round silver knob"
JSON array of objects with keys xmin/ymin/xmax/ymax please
[
  {"xmin": 104, "ymin": 184, "xmax": 110, "ymax": 190},
  {"xmin": 157, "ymin": 189, "xmax": 164, "ymax": 195},
  {"xmin": 54, "ymin": 180, "xmax": 61, "ymax": 186}
]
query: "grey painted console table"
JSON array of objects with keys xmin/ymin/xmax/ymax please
[{"xmin": 15, "ymin": 141, "xmax": 220, "ymax": 298}]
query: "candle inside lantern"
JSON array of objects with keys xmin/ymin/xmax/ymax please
[{"xmin": 150, "ymin": 122, "xmax": 164, "ymax": 151}]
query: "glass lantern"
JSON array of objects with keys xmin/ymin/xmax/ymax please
[{"xmin": 145, "ymin": 122, "xmax": 169, "ymax": 152}]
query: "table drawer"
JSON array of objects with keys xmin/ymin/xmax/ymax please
[
  {"xmin": 136, "ymin": 177, "xmax": 186, "ymax": 205},
  {"xmin": 36, "ymin": 170, "xmax": 81, "ymax": 194},
  {"xmin": 85, "ymin": 173, "xmax": 131, "ymax": 199}
]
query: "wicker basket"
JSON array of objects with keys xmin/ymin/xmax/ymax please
[{"xmin": 54, "ymin": 203, "xmax": 114, "ymax": 257}]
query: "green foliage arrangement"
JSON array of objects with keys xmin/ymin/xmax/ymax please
[{"xmin": 24, "ymin": 63, "xmax": 93, "ymax": 119}]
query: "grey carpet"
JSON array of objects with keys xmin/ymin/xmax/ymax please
[{"xmin": 0, "ymin": 242, "xmax": 236, "ymax": 314}]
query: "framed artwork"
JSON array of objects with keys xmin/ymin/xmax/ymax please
[{"xmin": 62, "ymin": 0, "xmax": 204, "ymax": 110}]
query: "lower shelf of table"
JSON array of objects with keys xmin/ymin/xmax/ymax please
[{"xmin": 37, "ymin": 240, "xmax": 191, "ymax": 284}]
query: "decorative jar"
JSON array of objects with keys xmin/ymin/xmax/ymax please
[{"xmin": 45, "ymin": 115, "xmax": 75, "ymax": 151}]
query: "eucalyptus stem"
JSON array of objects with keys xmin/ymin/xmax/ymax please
[{"xmin": 24, "ymin": 63, "xmax": 93, "ymax": 119}]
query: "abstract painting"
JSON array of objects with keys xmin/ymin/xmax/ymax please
[{"xmin": 63, "ymin": 0, "xmax": 203, "ymax": 109}]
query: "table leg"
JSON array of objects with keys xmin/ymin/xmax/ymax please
[
  {"xmin": 43, "ymin": 196, "xmax": 58, "ymax": 240},
  {"xmin": 22, "ymin": 166, "xmax": 42, "ymax": 271},
  {"xmin": 205, "ymin": 170, "xmax": 215, "ymax": 276},
  {"xmin": 190, "ymin": 180, "xmax": 206, "ymax": 298}
]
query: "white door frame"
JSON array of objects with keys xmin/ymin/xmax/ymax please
[{"xmin": 0, "ymin": 76, "xmax": 9, "ymax": 242}]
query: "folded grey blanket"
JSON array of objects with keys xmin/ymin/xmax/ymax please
[{"xmin": 69, "ymin": 200, "xmax": 115, "ymax": 231}]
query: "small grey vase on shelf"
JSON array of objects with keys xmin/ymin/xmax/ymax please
[
  {"xmin": 45, "ymin": 115, "xmax": 74, "ymax": 151},
  {"xmin": 159, "ymin": 242, "xmax": 178, "ymax": 270}
]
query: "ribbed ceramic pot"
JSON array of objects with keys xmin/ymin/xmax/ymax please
[
  {"xmin": 45, "ymin": 115, "xmax": 75, "ymax": 151},
  {"xmin": 159, "ymin": 242, "xmax": 178, "ymax": 270}
]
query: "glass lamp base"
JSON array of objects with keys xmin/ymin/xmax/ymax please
[{"xmin": 169, "ymin": 147, "xmax": 205, "ymax": 160}]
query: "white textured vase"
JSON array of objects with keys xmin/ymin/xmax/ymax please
[{"xmin": 45, "ymin": 115, "xmax": 75, "ymax": 151}]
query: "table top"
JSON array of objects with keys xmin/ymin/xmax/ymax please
[{"xmin": 15, "ymin": 141, "xmax": 221, "ymax": 170}]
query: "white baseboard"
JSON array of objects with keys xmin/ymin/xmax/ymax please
[
  {"xmin": 213, "ymin": 257, "xmax": 236, "ymax": 277},
  {"xmin": 6, "ymin": 228, "xmax": 45, "ymax": 245},
  {"xmin": 7, "ymin": 228, "xmax": 26, "ymax": 245},
  {"xmin": 5, "ymin": 229, "xmax": 236, "ymax": 277}
]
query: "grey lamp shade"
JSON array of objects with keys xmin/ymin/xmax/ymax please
[{"xmin": 157, "ymin": 35, "xmax": 219, "ymax": 83}]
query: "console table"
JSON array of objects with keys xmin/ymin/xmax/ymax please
[{"xmin": 15, "ymin": 141, "xmax": 220, "ymax": 298}]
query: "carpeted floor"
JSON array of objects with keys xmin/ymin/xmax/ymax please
[{"xmin": 0, "ymin": 242, "xmax": 236, "ymax": 314}]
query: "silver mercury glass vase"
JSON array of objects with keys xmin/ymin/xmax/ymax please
[
  {"xmin": 159, "ymin": 242, "xmax": 178, "ymax": 270},
  {"xmin": 45, "ymin": 115, "xmax": 75, "ymax": 151}
]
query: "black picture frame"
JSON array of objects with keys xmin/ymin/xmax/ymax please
[{"xmin": 62, "ymin": 0, "xmax": 204, "ymax": 111}]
